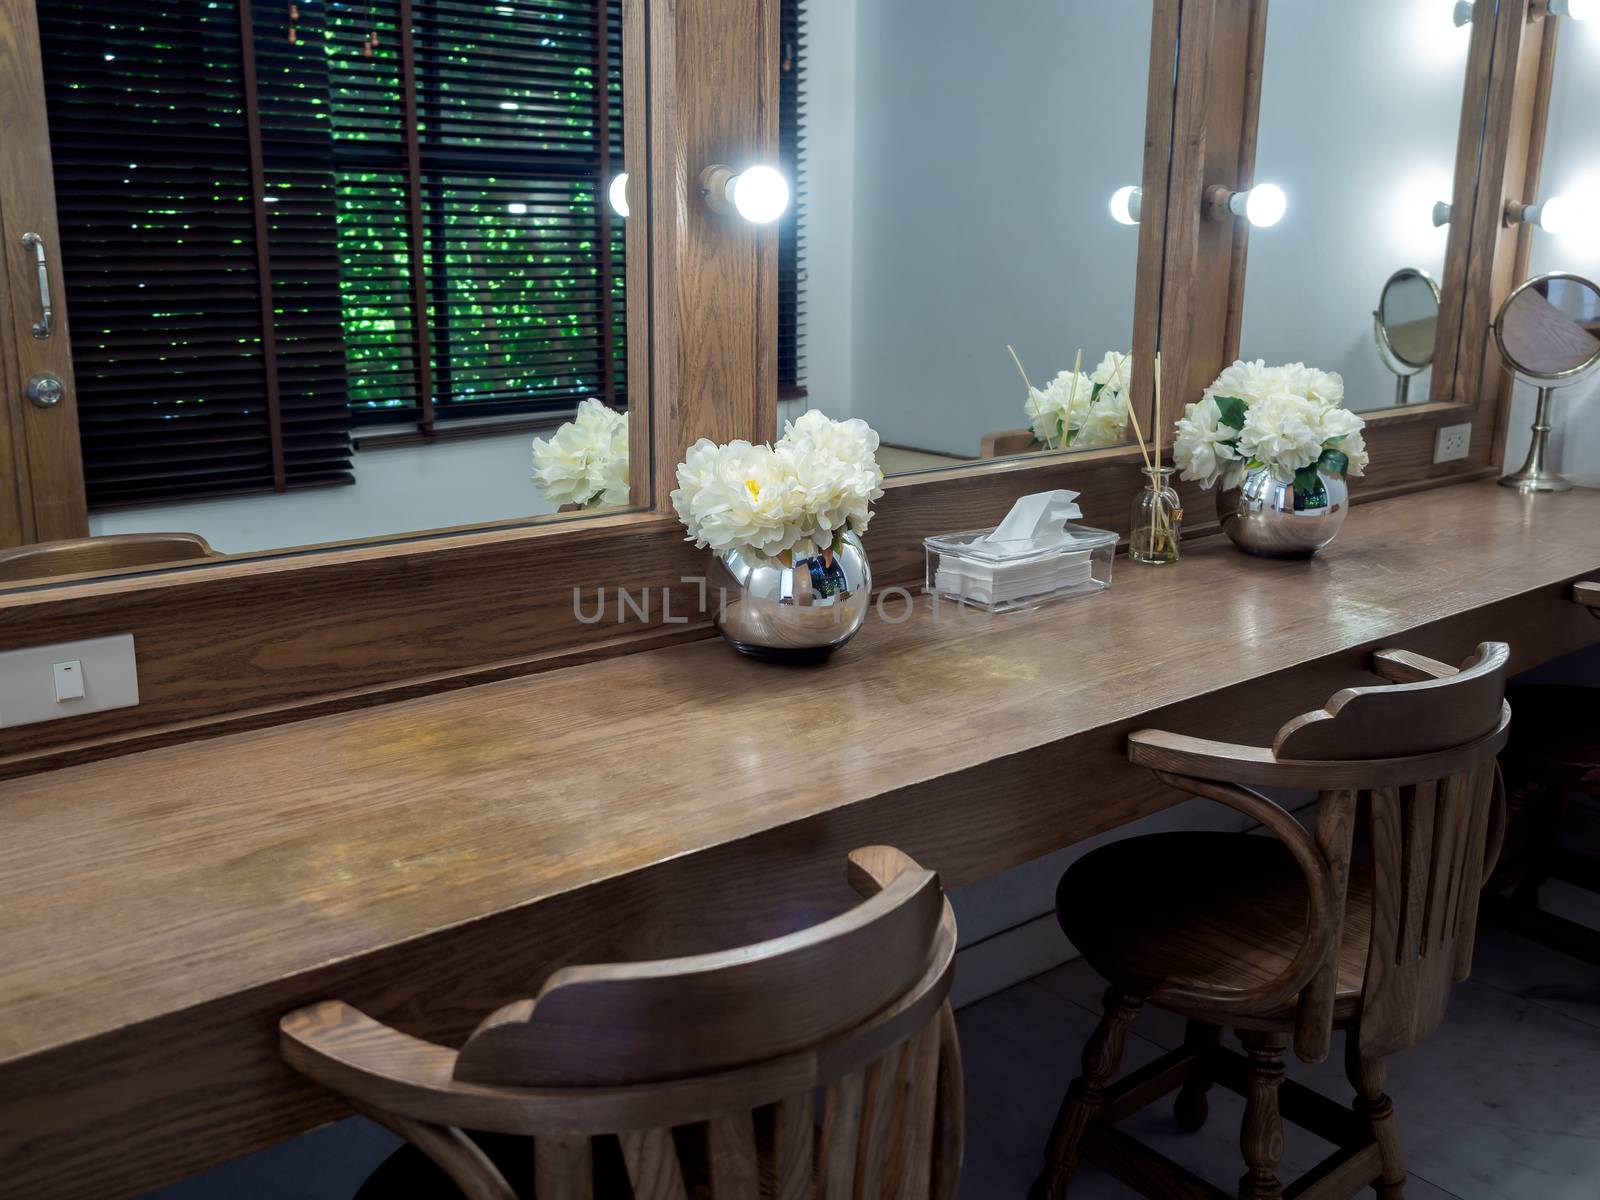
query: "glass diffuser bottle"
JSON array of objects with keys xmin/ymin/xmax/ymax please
[{"xmin": 1130, "ymin": 467, "xmax": 1181, "ymax": 564}]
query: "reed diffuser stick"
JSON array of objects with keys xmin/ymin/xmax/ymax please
[
  {"xmin": 1007, "ymin": 344, "xmax": 1054, "ymax": 451},
  {"xmin": 1063, "ymin": 348, "xmax": 1084, "ymax": 449}
]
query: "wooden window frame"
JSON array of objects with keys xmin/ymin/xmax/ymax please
[{"xmin": 0, "ymin": 0, "xmax": 1555, "ymax": 775}]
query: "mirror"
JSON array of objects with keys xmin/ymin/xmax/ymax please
[
  {"xmin": 784, "ymin": 0, "xmax": 1174, "ymax": 475},
  {"xmin": 7, "ymin": 0, "xmax": 642, "ymax": 588},
  {"xmin": 1495, "ymin": 273, "xmax": 1600, "ymax": 493},
  {"xmin": 1238, "ymin": 0, "xmax": 1484, "ymax": 412},
  {"xmin": 1496, "ymin": 273, "xmax": 1600, "ymax": 382},
  {"xmin": 1374, "ymin": 268, "xmax": 1442, "ymax": 405}
]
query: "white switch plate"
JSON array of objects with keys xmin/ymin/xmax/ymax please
[
  {"xmin": 1434, "ymin": 422, "xmax": 1472, "ymax": 463},
  {"xmin": 0, "ymin": 634, "xmax": 138, "ymax": 728}
]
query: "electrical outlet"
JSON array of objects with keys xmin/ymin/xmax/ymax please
[{"xmin": 1434, "ymin": 422, "xmax": 1472, "ymax": 464}]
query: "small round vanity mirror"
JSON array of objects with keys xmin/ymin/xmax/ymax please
[
  {"xmin": 1373, "ymin": 268, "xmax": 1441, "ymax": 405},
  {"xmin": 1495, "ymin": 271, "xmax": 1600, "ymax": 493}
]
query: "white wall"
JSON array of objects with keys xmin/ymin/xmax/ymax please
[
  {"xmin": 1506, "ymin": 17, "xmax": 1600, "ymax": 485},
  {"xmin": 90, "ymin": 430, "xmax": 558, "ymax": 555},
  {"xmin": 1240, "ymin": 0, "xmax": 1472, "ymax": 411},
  {"xmin": 803, "ymin": 0, "xmax": 1150, "ymax": 457}
]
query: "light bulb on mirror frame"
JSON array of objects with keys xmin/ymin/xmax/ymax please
[
  {"xmin": 1207, "ymin": 182, "xmax": 1287, "ymax": 228},
  {"xmin": 1546, "ymin": 0, "xmax": 1596, "ymax": 19},
  {"xmin": 699, "ymin": 163, "xmax": 791, "ymax": 225},
  {"xmin": 1109, "ymin": 185, "xmax": 1142, "ymax": 226},
  {"xmin": 1508, "ymin": 195, "xmax": 1579, "ymax": 236},
  {"xmin": 608, "ymin": 172, "xmax": 630, "ymax": 219}
]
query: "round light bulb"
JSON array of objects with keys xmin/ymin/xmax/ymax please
[
  {"xmin": 608, "ymin": 172, "xmax": 630, "ymax": 219},
  {"xmin": 1536, "ymin": 194, "xmax": 1576, "ymax": 236},
  {"xmin": 1109, "ymin": 185, "xmax": 1142, "ymax": 226},
  {"xmin": 728, "ymin": 165, "xmax": 790, "ymax": 224},
  {"xmin": 1551, "ymin": 0, "xmax": 1596, "ymax": 20},
  {"xmin": 1244, "ymin": 183, "xmax": 1287, "ymax": 228}
]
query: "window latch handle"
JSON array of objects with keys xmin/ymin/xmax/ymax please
[{"xmin": 20, "ymin": 232, "xmax": 53, "ymax": 340}]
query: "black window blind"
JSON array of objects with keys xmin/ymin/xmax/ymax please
[{"xmin": 779, "ymin": 0, "xmax": 803, "ymax": 395}]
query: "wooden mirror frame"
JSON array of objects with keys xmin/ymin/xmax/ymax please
[{"xmin": 0, "ymin": 0, "xmax": 1546, "ymax": 776}]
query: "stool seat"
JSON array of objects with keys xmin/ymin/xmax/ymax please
[{"xmin": 1057, "ymin": 832, "xmax": 1374, "ymax": 1027}]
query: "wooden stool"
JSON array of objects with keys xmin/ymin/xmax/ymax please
[
  {"xmin": 1035, "ymin": 644, "xmax": 1511, "ymax": 1200},
  {"xmin": 1485, "ymin": 582, "xmax": 1600, "ymax": 965},
  {"xmin": 283, "ymin": 845, "xmax": 963, "ymax": 1199}
]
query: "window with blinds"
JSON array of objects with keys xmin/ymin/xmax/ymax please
[{"xmin": 38, "ymin": 0, "xmax": 630, "ymax": 507}]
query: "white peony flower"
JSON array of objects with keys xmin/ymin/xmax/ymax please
[
  {"xmin": 1238, "ymin": 391, "xmax": 1329, "ymax": 481},
  {"xmin": 777, "ymin": 409, "xmax": 885, "ymax": 548},
  {"xmin": 1025, "ymin": 369, "xmax": 1094, "ymax": 447},
  {"xmin": 1189, "ymin": 360, "xmax": 1367, "ymax": 488},
  {"xmin": 671, "ymin": 412, "xmax": 886, "ymax": 559},
  {"xmin": 1074, "ymin": 393, "xmax": 1129, "ymax": 449},
  {"xmin": 1172, "ymin": 395, "xmax": 1244, "ymax": 489},
  {"xmin": 1090, "ymin": 351, "xmax": 1133, "ymax": 399},
  {"xmin": 670, "ymin": 439, "xmax": 806, "ymax": 557},
  {"xmin": 530, "ymin": 398, "xmax": 630, "ymax": 507}
]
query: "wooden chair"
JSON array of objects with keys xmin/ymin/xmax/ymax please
[
  {"xmin": 282, "ymin": 845, "xmax": 963, "ymax": 1199},
  {"xmin": 1484, "ymin": 581, "xmax": 1600, "ymax": 965},
  {"xmin": 0, "ymin": 532, "xmax": 216, "ymax": 583},
  {"xmin": 1036, "ymin": 643, "xmax": 1511, "ymax": 1200}
]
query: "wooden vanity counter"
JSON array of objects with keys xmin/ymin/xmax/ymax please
[{"xmin": 4, "ymin": 480, "xmax": 1600, "ymax": 1198}]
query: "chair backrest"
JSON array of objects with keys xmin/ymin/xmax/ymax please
[
  {"xmin": 281, "ymin": 845, "xmax": 963, "ymax": 1199},
  {"xmin": 0, "ymin": 532, "xmax": 216, "ymax": 583},
  {"xmin": 1128, "ymin": 643, "xmax": 1511, "ymax": 1064}
]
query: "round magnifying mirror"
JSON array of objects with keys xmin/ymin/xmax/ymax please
[
  {"xmin": 1495, "ymin": 271, "xmax": 1600, "ymax": 493},
  {"xmin": 1372, "ymin": 268, "xmax": 1441, "ymax": 405}
]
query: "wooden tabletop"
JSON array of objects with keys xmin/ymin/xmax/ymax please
[{"xmin": 5, "ymin": 480, "xmax": 1600, "ymax": 1198}]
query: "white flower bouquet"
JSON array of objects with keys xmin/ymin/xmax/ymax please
[
  {"xmin": 1020, "ymin": 349, "xmax": 1132, "ymax": 451},
  {"xmin": 671, "ymin": 410, "xmax": 885, "ymax": 562},
  {"xmin": 1173, "ymin": 359, "xmax": 1369, "ymax": 497},
  {"xmin": 530, "ymin": 398, "xmax": 630, "ymax": 509}
]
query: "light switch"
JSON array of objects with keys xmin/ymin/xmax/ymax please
[
  {"xmin": 53, "ymin": 659, "xmax": 86, "ymax": 702},
  {"xmin": 0, "ymin": 634, "xmax": 137, "ymax": 727}
]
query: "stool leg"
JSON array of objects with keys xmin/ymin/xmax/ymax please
[
  {"xmin": 1237, "ymin": 1031, "xmax": 1288, "ymax": 1200},
  {"xmin": 1174, "ymin": 1020, "xmax": 1222, "ymax": 1132},
  {"xmin": 1347, "ymin": 1035, "xmax": 1406, "ymax": 1199},
  {"xmin": 1034, "ymin": 987, "xmax": 1142, "ymax": 1200}
]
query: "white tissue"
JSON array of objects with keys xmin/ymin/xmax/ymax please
[{"xmin": 986, "ymin": 489, "xmax": 1082, "ymax": 545}]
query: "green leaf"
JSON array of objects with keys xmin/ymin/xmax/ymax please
[
  {"xmin": 1214, "ymin": 395, "xmax": 1248, "ymax": 431},
  {"xmin": 1089, "ymin": 382, "xmax": 1105, "ymax": 405},
  {"xmin": 1318, "ymin": 447, "xmax": 1350, "ymax": 477}
]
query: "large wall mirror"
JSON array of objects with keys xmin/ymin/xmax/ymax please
[
  {"xmin": 1, "ymin": 0, "xmax": 644, "ymax": 588},
  {"xmin": 1237, "ymin": 0, "xmax": 1490, "ymax": 413},
  {"xmin": 780, "ymin": 0, "xmax": 1176, "ymax": 474}
]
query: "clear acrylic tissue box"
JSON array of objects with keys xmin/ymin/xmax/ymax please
[{"xmin": 923, "ymin": 523, "xmax": 1117, "ymax": 613}]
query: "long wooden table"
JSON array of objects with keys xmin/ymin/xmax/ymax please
[{"xmin": 4, "ymin": 481, "xmax": 1600, "ymax": 1198}]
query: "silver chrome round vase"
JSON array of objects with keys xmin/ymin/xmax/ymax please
[
  {"xmin": 1218, "ymin": 466, "xmax": 1350, "ymax": 559},
  {"xmin": 711, "ymin": 531, "xmax": 870, "ymax": 663}
]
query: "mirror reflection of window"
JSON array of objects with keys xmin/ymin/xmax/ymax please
[
  {"xmin": 793, "ymin": 0, "xmax": 1160, "ymax": 474},
  {"xmin": 34, "ymin": 0, "xmax": 634, "ymax": 571},
  {"xmin": 1240, "ymin": 0, "xmax": 1473, "ymax": 412}
]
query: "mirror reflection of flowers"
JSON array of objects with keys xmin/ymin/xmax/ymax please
[
  {"xmin": 530, "ymin": 398, "xmax": 630, "ymax": 510},
  {"xmin": 1019, "ymin": 349, "xmax": 1133, "ymax": 451},
  {"xmin": 671, "ymin": 410, "xmax": 885, "ymax": 564},
  {"xmin": 1174, "ymin": 360, "xmax": 1369, "ymax": 495}
]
